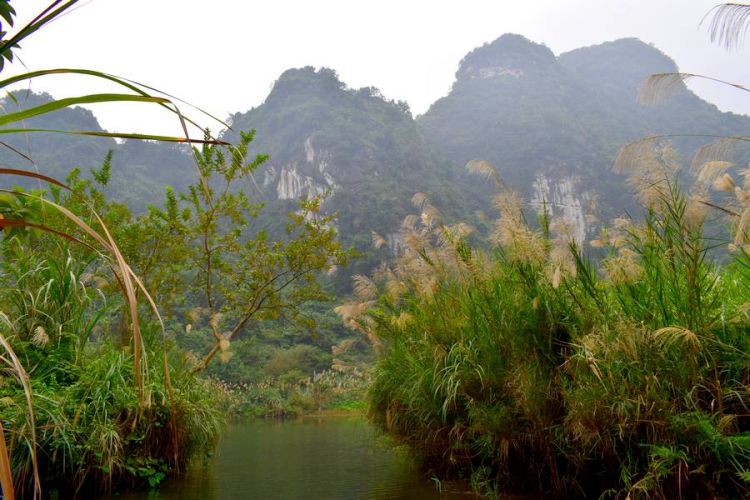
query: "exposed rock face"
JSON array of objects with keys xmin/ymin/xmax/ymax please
[
  {"xmin": 224, "ymin": 66, "xmax": 462, "ymax": 281},
  {"xmin": 9, "ymin": 35, "xmax": 750, "ymax": 277},
  {"xmin": 273, "ymin": 136, "xmax": 338, "ymax": 200},
  {"xmin": 456, "ymin": 33, "xmax": 557, "ymax": 82},
  {"xmin": 420, "ymin": 33, "xmax": 750, "ymax": 242},
  {"xmin": 530, "ymin": 174, "xmax": 593, "ymax": 245}
]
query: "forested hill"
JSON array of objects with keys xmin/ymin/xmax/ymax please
[
  {"xmin": 419, "ymin": 34, "xmax": 750, "ymax": 241},
  {"xmin": 3, "ymin": 34, "xmax": 750, "ymax": 254},
  {"xmin": 0, "ymin": 91, "xmax": 195, "ymax": 207},
  {"xmin": 223, "ymin": 66, "xmax": 469, "ymax": 268}
]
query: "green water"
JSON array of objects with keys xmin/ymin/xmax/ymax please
[{"xmin": 109, "ymin": 416, "xmax": 471, "ymax": 500}]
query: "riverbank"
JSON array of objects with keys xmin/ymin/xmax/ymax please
[
  {"xmin": 341, "ymin": 174, "xmax": 750, "ymax": 498},
  {"xmin": 220, "ymin": 368, "xmax": 370, "ymax": 419}
]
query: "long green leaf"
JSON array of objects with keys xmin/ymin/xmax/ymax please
[
  {"xmin": 0, "ymin": 332, "xmax": 40, "ymax": 499},
  {"xmin": 0, "ymin": 93, "xmax": 170, "ymax": 127},
  {"xmin": 0, "ymin": 218, "xmax": 94, "ymax": 249},
  {"xmin": 0, "ymin": 421, "xmax": 13, "ymax": 500},
  {"xmin": 0, "ymin": 68, "xmax": 230, "ymax": 130},
  {"xmin": 0, "ymin": 168, "xmax": 70, "ymax": 190},
  {"xmin": 0, "ymin": 128, "xmax": 228, "ymax": 145},
  {"xmin": 0, "ymin": 1, "xmax": 78, "ymax": 63}
]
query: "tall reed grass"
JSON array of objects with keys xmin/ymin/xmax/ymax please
[{"xmin": 341, "ymin": 148, "xmax": 750, "ymax": 498}]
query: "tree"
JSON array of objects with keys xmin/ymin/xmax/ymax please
[
  {"xmin": 133, "ymin": 131, "xmax": 351, "ymax": 372},
  {"xmin": 0, "ymin": 2, "xmax": 234, "ymax": 498}
]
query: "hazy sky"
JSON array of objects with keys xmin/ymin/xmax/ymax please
[{"xmin": 8, "ymin": 0, "xmax": 750, "ymax": 137}]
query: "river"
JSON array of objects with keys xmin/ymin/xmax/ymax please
[{"xmin": 109, "ymin": 416, "xmax": 472, "ymax": 500}]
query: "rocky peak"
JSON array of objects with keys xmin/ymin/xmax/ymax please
[
  {"xmin": 265, "ymin": 66, "xmax": 347, "ymax": 104},
  {"xmin": 456, "ymin": 34, "xmax": 557, "ymax": 81},
  {"xmin": 559, "ymin": 38, "xmax": 678, "ymax": 89}
]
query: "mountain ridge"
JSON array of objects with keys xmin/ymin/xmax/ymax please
[{"xmin": 3, "ymin": 34, "xmax": 749, "ymax": 265}]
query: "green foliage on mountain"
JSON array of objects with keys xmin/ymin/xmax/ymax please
[
  {"xmin": 224, "ymin": 66, "xmax": 472, "ymax": 281},
  {"xmin": 7, "ymin": 35, "xmax": 750, "ymax": 252},
  {"xmin": 0, "ymin": 91, "xmax": 196, "ymax": 206},
  {"xmin": 419, "ymin": 34, "xmax": 750, "ymax": 218}
]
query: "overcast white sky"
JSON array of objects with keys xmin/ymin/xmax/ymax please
[{"xmin": 8, "ymin": 0, "xmax": 750, "ymax": 137}]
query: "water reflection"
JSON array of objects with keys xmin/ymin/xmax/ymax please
[{"xmin": 108, "ymin": 416, "xmax": 468, "ymax": 500}]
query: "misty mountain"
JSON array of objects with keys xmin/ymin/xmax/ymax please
[
  {"xmin": 0, "ymin": 91, "xmax": 195, "ymax": 207},
  {"xmin": 3, "ymin": 34, "xmax": 749, "ymax": 262},
  {"xmin": 419, "ymin": 34, "xmax": 750, "ymax": 240},
  {"xmin": 223, "ymin": 66, "xmax": 471, "ymax": 275}
]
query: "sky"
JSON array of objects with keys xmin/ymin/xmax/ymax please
[{"xmin": 8, "ymin": 0, "xmax": 750, "ymax": 138}]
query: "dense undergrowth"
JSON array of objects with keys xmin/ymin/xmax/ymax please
[
  {"xmin": 339, "ymin": 151, "xmax": 750, "ymax": 498},
  {"xmin": 0, "ymin": 240, "xmax": 225, "ymax": 496},
  {"xmin": 222, "ymin": 369, "xmax": 368, "ymax": 419},
  {"xmin": 0, "ymin": 129, "xmax": 352, "ymax": 496}
]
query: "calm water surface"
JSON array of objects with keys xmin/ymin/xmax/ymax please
[{"xmin": 109, "ymin": 416, "xmax": 472, "ymax": 500}]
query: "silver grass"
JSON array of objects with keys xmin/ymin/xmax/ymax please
[
  {"xmin": 466, "ymin": 159, "xmax": 504, "ymax": 188},
  {"xmin": 371, "ymin": 230, "xmax": 387, "ymax": 250},
  {"xmin": 613, "ymin": 137, "xmax": 662, "ymax": 174},
  {"xmin": 352, "ymin": 274, "xmax": 378, "ymax": 300},
  {"xmin": 691, "ymin": 138, "xmax": 741, "ymax": 171},
  {"xmin": 702, "ymin": 3, "xmax": 750, "ymax": 50},
  {"xmin": 695, "ymin": 160, "xmax": 735, "ymax": 185},
  {"xmin": 411, "ymin": 192, "xmax": 429, "ymax": 210},
  {"xmin": 638, "ymin": 73, "xmax": 692, "ymax": 106}
]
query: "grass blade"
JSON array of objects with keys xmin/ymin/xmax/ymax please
[
  {"xmin": 0, "ymin": 168, "xmax": 70, "ymax": 190},
  {"xmin": 0, "ymin": 332, "xmax": 40, "ymax": 499},
  {"xmin": 0, "ymin": 68, "xmax": 230, "ymax": 131},
  {"xmin": 0, "ymin": 421, "xmax": 14, "ymax": 500},
  {"xmin": 0, "ymin": 93, "xmax": 170, "ymax": 127},
  {"xmin": 0, "ymin": 128, "xmax": 228, "ymax": 145}
]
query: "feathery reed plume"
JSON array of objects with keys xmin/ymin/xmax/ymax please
[
  {"xmin": 735, "ymin": 206, "xmax": 750, "ymax": 245},
  {"xmin": 695, "ymin": 160, "xmax": 735, "ymax": 185},
  {"xmin": 466, "ymin": 159, "xmax": 504, "ymax": 189},
  {"xmin": 640, "ymin": 73, "xmax": 750, "ymax": 106},
  {"xmin": 411, "ymin": 192, "xmax": 429, "ymax": 210},
  {"xmin": 218, "ymin": 336, "xmax": 231, "ymax": 351},
  {"xmin": 420, "ymin": 204, "xmax": 441, "ymax": 228},
  {"xmin": 638, "ymin": 73, "xmax": 692, "ymax": 106},
  {"xmin": 371, "ymin": 231, "xmax": 387, "ymax": 249},
  {"xmin": 702, "ymin": 3, "xmax": 750, "ymax": 50},
  {"xmin": 653, "ymin": 326, "xmax": 701, "ymax": 352},
  {"xmin": 613, "ymin": 136, "xmax": 662, "ymax": 174},
  {"xmin": 691, "ymin": 138, "xmax": 740, "ymax": 171},
  {"xmin": 714, "ymin": 173, "xmax": 737, "ymax": 192},
  {"xmin": 353, "ymin": 274, "xmax": 378, "ymax": 301},
  {"xmin": 30, "ymin": 326, "xmax": 48, "ymax": 348},
  {"xmin": 401, "ymin": 214, "xmax": 420, "ymax": 230}
]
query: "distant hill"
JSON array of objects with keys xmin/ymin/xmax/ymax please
[
  {"xmin": 0, "ymin": 91, "xmax": 195, "ymax": 207},
  {"xmin": 419, "ymin": 34, "xmax": 750, "ymax": 241},
  {"xmin": 223, "ymin": 67, "xmax": 472, "ymax": 278},
  {"xmin": 3, "ymin": 34, "xmax": 750, "ymax": 263}
]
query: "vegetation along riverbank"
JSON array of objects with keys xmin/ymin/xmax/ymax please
[{"xmin": 5, "ymin": 1, "xmax": 750, "ymax": 499}]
